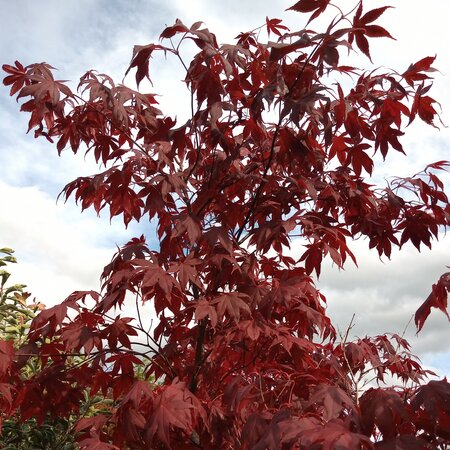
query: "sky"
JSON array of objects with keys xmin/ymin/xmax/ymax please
[{"xmin": 0, "ymin": 0, "xmax": 449, "ymax": 379}]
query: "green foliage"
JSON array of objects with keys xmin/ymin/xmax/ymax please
[
  {"xmin": 1, "ymin": 418, "xmax": 76, "ymax": 450},
  {"xmin": 0, "ymin": 248, "xmax": 37, "ymax": 346}
]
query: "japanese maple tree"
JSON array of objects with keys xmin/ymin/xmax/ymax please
[{"xmin": 2, "ymin": 0, "xmax": 450, "ymax": 448}]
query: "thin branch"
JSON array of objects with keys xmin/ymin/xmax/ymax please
[
  {"xmin": 168, "ymin": 35, "xmax": 202, "ymax": 182},
  {"xmin": 189, "ymin": 284, "xmax": 207, "ymax": 393},
  {"xmin": 235, "ymin": 39, "xmax": 323, "ymax": 242}
]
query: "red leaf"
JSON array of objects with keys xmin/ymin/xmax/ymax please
[
  {"xmin": 355, "ymin": 33, "xmax": 371, "ymax": 60},
  {"xmin": 360, "ymin": 388, "xmax": 409, "ymax": 438},
  {"xmin": 195, "ymin": 298, "xmax": 218, "ymax": 328},
  {"xmin": 212, "ymin": 292, "xmax": 251, "ymax": 323},
  {"xmin": 0, "ymin": 340, "xmax": 14, "ymax": 375},
  {"xmin": 415, "ymin": 272, "xmax": 450, "ymax": 332},
  {"xmin": 350, "ymin": 4, "xmax": 394, "ymax": 60},
  {"xmin": 159, "ymin": 20, "xmax": 190, "ymax": 39},
  {"xmin": 411, "ymin": 378, "xmax": 450, "ymax": 439},
  {"xmin": 103, "ymin": 317, "xmax": 138, "ymax": 350},
  {"xmin": 250, "ymin": 411, "xmax": 317, "ymax": 450},
  {"xmin": 364, "ymin": 24, "xmax": 393, "ymax": 38},
  {"xmin": 75, "ymin": 414, "xmax": 109, "ymax": 433},
  {"xmin": 0, "ymin": 383, "xmax": 14, "ymax": 410},
  {"xmin": 146, "ymin": 379, "xmax": 205, "ymax": 447},
  {"xmin": 309, "ymin": 384, "xmax": 356, "ymax": 421},
  {"xmin": 299, "ymin": 419, "xmax": 372, "ymax": 449},
  {"xmin": 417, "ymin": 95, "xmax": 438, "ymax": 125},
  {"xmin": 78, "ymin": 434, "xmax": 119, "ymax": 450},
  {"xmin": 360, "ymin": 6, "xmax": 393, "ymax": 24},
  {"xmin": 2, "ymin": 60, "xmax": 27, "ymax": 95},
  {"xmin": 300, "ymin": 243, "xmax": 323, "ymax": 277},
  {"xmin": 125, "ymin": 43, "xmax": 168, "ymax": 87},
  {"xmin": 265, "ymin": 17, "xmax": 289, "ymax": 38},
  {"xmin": 403, "ymin": 55, "xmax": 436, "ymax": 87},
  {"xmin": 171, "ymin": 254, "xmax": 201, "ymax": 290},
  {"xmin": 288, "ymin": 0, "xmax": 331, "ymax": 23}
]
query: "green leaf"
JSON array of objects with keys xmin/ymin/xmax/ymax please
[{"xmin": 0, "ymin": 248, "xmax": 15, "ymax": 255}]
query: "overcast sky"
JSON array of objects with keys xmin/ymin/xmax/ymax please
[{"xmin": 1, "ymin": 0, "xmax": 449, "ymax": 379}]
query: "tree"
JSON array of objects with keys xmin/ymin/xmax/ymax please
[{"xmin": 2, "ymin": 1, "xmax": 450, "ymax": 448}]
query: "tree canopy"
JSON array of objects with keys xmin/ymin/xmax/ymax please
[{"xmin": 2, "ymin": 1, "xmax": 450, "ymax": 448}]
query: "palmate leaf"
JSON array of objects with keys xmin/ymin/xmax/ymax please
[
  {"xmin": 146, "ymin": 379, "xmax": 205, "ymax": 447},
  {"xmin": 212, "ymin": 292, "xmax": 251, "ymax": 323},
  {"xmin": 288, "ymin": 0, "xmax": 331, "ymax": 24},
  {"xmin": 415, "ymin": 271, "xmax": 450, "ymax": 332}
]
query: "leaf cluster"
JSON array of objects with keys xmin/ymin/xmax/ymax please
[{"xmin": 0, "ymin": 250, "xmax": 116, "ymax": 449}]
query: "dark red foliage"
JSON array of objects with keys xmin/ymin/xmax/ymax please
[
  {"xmin": 415, "ymin": 272, "xmax": 450, "ymax": 332},
  {"xmin": 2, "ymin": 1, "xmax": 450, "ymax": 448}
]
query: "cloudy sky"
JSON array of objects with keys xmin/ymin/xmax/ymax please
[{"xmin": 1, "ymin": 0, "xmax": 449, "ymax": 378}]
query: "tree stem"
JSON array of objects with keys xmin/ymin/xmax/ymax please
[{"xmin": 189, "ymin": 284, "xmax": 206, "ymax": 393}]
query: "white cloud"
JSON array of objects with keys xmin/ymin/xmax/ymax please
[
  {"xmin": 0, "ymin": 181, "xmax": 129, "ymax": 305},
  {"xmin": 304, "ymin": 236, "xmax": 450, "ymax": 362}
]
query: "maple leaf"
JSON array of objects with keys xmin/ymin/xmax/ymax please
[
  {"xmin": 410, "ymin": 92, "xmax": 438, "ymax": 126},
  {"xmin": 415, "ymin": 272, "xmax": 450, "ymax": 332},
  {"xmin": 300, "ymin": 242, "xmax": 323, "ymax": 277},
  {"xmin": 0, "ymin": 340, "xmax": 14, "ymax": 375},
  {"xmin": 172, "ymin": 214, "xmax": 202, "ymax": 246},
  {"xmin": 61, "ymin": 321, "xmax": 100, "ymax": 354},
  {"xmin": 349, "ymin": 4, "xmax": 393, "ymax": 60},
  {"xmin": 299, "ymin": 419, "xmax": 373, "ymax": 449},
  {"xmin": 116, "ymin": 235, "xmax": 150, "ymax": 261},
  {"xmin": 212, "ymin": 292, "xmax": 251, "ymax": 323},
  {"xmin": 120, "ymin": 380, "xmax": 154, "ymax": 410},
  {"xmin": 195, "ymin": 298, "xmax": 218, "ymax": 328},
  {"xmin": 2, "ymin": 60, "xmax": 27, "ymax": 95},
  {"xmin": 288, "ymin": 0, "xmax": 331, "ymax": 24},
  {"xmin": 78, "ymin": 434, "xmax": 120, "ymax": 450},
  {"xmin": 411, "ymin": 378, "xmax": 450, "ymax": 421},
  {"xmin": 173, "ymin": 255, "xmax": 201, "ymax": 290},
  {"xmin": 29, "ymin": 302, "xmax": 75, "ymax": 340},
  {"xmin": 106, "ymin": 353, "xmax": 143, "ymax": 377},
  {"xmin": 223, "ymin": 377, "xmax": 255, "ymax": 415},
  {"xmin": 203, "ymin": 226, "xmax": 233, "ymax": 254},
  {"xmin": 146, "ymin": 379, "xmax": 204, "ymax": 447},
  {"xmin": 125, "ymin": 43, "xmax": 170, "ymax": 87},
  {"xmin": 17, "ymin": 77, "xmax": 73, "ymax": 105},
  {"xmin": 265, "ymin": 17, "xmax": 290, "ymax": 38},
  {"xmin": 103, "ymin": 316, "xmax": 139, "ymax": 350},
  {"xmin": 75, "ymin": 414, "xmax": 110, "ymax": 433},
  {"xmin": 403, "ymin": 55, "xmax": 437, "ymax": 87},
  {"xmin": 159, "ymin": 19, "xmax": 190, "ymax": 39},
  {"xmin": 360, "ymin": 388, "xmax": 409, "ymax": 439},
  {"xmin": 135, "ymin": 259, "xmax": 177, "ymax": 295},
  {"xmin": 0, "ymin": 382, "xmax": 14, "ymax": 410},
  {"xmin": 241, "ymin": 411, "xmax": 273, "ymax": 449},
  {"xmin": 308, "ymin": 384, "xmax": 356, "ymax": 421},
  {"xmin": 250, "ymin": 411, "xmax": 318, "ymax": 450}
]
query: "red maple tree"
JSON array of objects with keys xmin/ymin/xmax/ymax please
[{"xmin": 2, "ymin": 1, "xmax": 450, "ymax": 448}]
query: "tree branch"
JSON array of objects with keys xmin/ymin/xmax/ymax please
[{"xmin": 189, "ymin": 284, "xmax": 207, "ymax": 394}]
